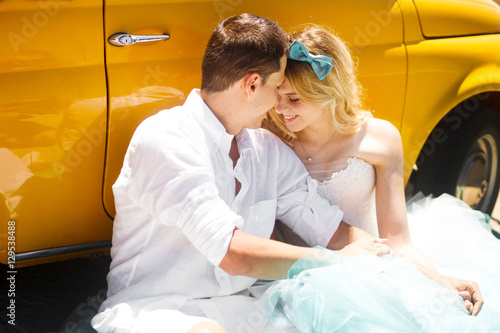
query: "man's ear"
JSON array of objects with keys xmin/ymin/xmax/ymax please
[{"xmin": 240, "ymin": 73, "xmax": 260, "ymax": 97}]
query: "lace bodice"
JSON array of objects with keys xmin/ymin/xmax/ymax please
[{"xmin": 305, "ymin": 157, "xmax": 379, "ymax": 236}]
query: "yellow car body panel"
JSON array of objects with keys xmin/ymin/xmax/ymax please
[
  {"xmin": 401, "ymin": 34, "xmax": 500, "ymax": 175},
  {"xmin": 0, "ymin": 0, "xmax": 111, "ymax": 264},
  {"xmin": 0, "ymin": 0, "xmax": 499, "ymax": 265},
  {"xmin": 413, "ymin": 0, "xmax": 500, "ymax": 37}
]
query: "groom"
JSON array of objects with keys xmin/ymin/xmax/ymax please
[{"xmin": 91, "ymin": 13, "xmax": 465, "ymax": 333}]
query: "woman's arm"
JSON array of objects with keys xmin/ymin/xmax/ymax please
[
  {"xmin": 367, "ymin": 118, "xmax": 483, "ymax": 314},
  {"xmin": 368, "ymin": 120, "xmax": 435, "ymax": 267}
]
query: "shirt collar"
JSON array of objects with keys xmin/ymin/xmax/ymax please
[
  {"xmin": 184, "ymin": 89, "xmax": 234, "ymax": 155},
  {"xmin": 235, "ymin": 129, "xmax": 254, "ymax": 155},
  {"xmin": 185, "ymin": 89, "xmax": 255, "ymax": 156}
]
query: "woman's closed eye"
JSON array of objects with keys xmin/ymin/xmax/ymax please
[{"xmin": 289, "ymin": 97, "xmax": 300, "ymax": 103}]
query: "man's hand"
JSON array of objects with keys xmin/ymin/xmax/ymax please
[
  {"xmin": 327, "ymin": 221, "xmax": 392, "ymax": 253},
  {"xmin": 338, "ymin": 237, "xmax": 394, "ymax": 257},
  {"xmin": 446, "ymin": 278, "xmax": 483, "ymax": 315}
]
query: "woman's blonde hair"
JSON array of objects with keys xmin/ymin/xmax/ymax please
[{"xmin": 265, "ymin": 26, "xmax": 371, "ymax": 146}]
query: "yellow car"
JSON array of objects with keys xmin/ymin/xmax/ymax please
[{"xmin": 1, "ymin": 0, "xmax": 500, "ymax": 266}]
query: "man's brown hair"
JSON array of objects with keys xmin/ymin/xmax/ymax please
[{"xmin": 201, "ymin": 13, "xmax": 288, "ymax": 93}]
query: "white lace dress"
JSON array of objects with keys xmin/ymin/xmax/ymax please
[
  {"xmin": 263, "ymin": 157, "xmax": 500, "ymax": 332},
  {"xmin": 311, "ymin": 157, "xmax": 378, "ymax": 237}
]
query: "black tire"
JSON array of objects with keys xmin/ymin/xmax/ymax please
[{"xmin": 409, "ymin": 103, "xmax": 500, "ymax": 215}]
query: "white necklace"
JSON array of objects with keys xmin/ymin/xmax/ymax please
[{"xmin": 296, "ymin": 131, "xmax": 336, "ymax": 162}]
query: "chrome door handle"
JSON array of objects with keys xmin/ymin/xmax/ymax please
[{"xmin": 108, "ymin": 33, "xmax": 170, "ymax": 46}]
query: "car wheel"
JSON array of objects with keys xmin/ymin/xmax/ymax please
[{"xmin": 410, "ymin": 104, "xmax": 500, "ymax": 215}]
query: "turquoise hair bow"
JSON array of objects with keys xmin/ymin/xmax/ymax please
[{"xmin": 288, "ymin": 40, "xmax": 333, "ymax": 80}]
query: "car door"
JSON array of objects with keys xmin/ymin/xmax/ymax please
[
  {"xmin": 0, "ymin": 0, "xmax": 110, "ymax": 264},
  {"xmin": 103, "ymin": 0, "xmax": 407, "ymax": 216}
]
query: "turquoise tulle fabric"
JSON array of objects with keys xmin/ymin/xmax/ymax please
[{"xmin": 262, "ymin": 195, "xmax": 500, "ymax": 332}]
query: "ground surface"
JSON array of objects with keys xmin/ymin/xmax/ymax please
[{"xmin": 1, "ymin": 254, "xmax": 110, "ymax": 333}]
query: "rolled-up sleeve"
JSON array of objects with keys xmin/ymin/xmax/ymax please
[
  {"xmin": 274, "ymin": 142, "xmax": 343, "ymax": 247},
  {"xmin": 121, "ymin": 125, "xmax": 242, "ymax": 266}
]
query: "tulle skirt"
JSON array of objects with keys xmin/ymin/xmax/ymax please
[{"xmin": 262, "ymin": 194, "xmax": 500, "ymax": 332}]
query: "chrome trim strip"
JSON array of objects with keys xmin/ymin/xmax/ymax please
[{"xmin": 15, "ymin": 241, "xmax": 111, "ymax": 261}]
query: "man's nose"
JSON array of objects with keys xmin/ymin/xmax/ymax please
[{"xmin": 275, "ymin": 96, "xmax": 284, "ymax": 114}]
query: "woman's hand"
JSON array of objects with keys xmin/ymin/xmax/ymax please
[{"xmin": 445, "ymin": 277, "xmax": 484, "ymax": 315}]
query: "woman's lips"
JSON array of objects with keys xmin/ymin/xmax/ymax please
[{"xmin": 283, "ymin": 115, "xmax": 298, "ymax": 123}]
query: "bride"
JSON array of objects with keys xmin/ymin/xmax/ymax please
[{"xmin": 263, "ymin": 26, "xmax": 500, "ymax": 332}]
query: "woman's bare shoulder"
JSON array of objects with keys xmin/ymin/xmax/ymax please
[
  {"xmin": 363, "ymin": 117, "xmax": 400, "ymax": 140},
  {"xmin": 358, "ymin": 118, "xmax": 403, "ymax": 166}
]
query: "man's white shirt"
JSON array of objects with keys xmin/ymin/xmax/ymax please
[{"xmin": 93, "ymin": 89, "xmax": 343, "ymax": 324}]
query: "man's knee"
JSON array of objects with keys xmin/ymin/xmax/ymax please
[{"xmin": 187, "ymin": 321, "xmax": 226, "ymax": 333}]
